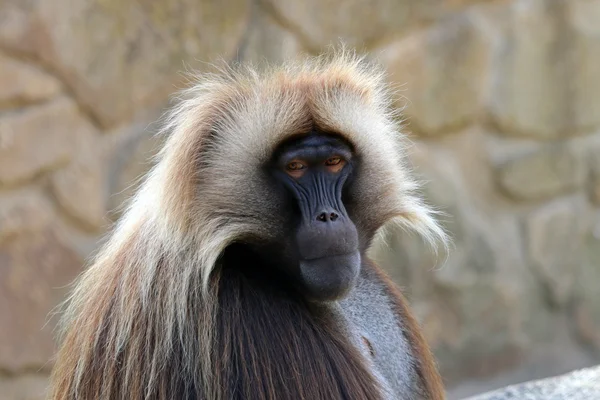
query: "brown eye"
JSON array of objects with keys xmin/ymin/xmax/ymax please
[
  {"xmin": 324, "ymin": 156, "xmax": 345, "ymax": 173},
  {"xmin": 285, "ymin": 161, "xmax": 307, "ymax": 178},
  {"xmin": 286, "ymin": 161, "xmax": 306, "ymax": 171},
  {"xmin": 325, "ymin": 157, "xmax": 342, "ymax": 166}
]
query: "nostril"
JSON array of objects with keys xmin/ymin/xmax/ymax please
[{"xmin": 316, "ymin": 211, "xmax": 339, "ymax": 222}]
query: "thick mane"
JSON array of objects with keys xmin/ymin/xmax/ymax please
[
  {"xmin": 214, "ymin": 244, "xmax": 383, "ymax": 400},
  {"xmin": 48, "ymin": 50, "xmax": 446, "ymax": 400}
]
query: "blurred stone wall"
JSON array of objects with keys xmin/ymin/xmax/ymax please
[{"xmin": 0, "ymin": 0, "xmax": 599, "ymax": 399}]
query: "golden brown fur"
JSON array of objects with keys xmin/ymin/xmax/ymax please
[{"xmin": 48, "ymin": 50, "xmax": 447, "ymax": 400}]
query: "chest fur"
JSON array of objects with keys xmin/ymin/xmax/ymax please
[{"xmin": 338, "ymin": 272, "xmax": 422, "ymax": 399}]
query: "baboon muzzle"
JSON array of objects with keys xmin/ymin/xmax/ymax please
[{"xmin": 291, "ymin": 172, "xmax": 361, "ymax": 300}]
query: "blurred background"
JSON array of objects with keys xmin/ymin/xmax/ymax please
[{"xmin": 1, "ymin": 0, "xmax": 599, "ymax": 399}]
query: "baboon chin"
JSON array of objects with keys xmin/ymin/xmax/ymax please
[{"xmin": 49, "ymin": 50, "xmax": 448, "ymax": 400}]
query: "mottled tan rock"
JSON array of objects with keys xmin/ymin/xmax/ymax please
[
  {"xmin": 487, "ymin": 0, "xmax": 600, "ymax": 138},
  {"xmin": 572, "ymin": 220, "xmax": 600, "ymax": 350},
  {"xmin": 0, "ymin": 374, "xmax": 49, "ymax": 400},
  {"xmin": 264, "ymin": 0, "xmax": 483, "ymax": 50},
  {"xmin": 0, "ymin": 1, "xmax": 33, "ymax": 52},
  {"xmin": 50, "ymin": 156, "xmax": 108, "ymax": 232},
  {"xmin": 264, "ymin": 0, "xmax": 411, "ymax": 49},
  {"xmin": 413, "ymin": 0, "xmax": 492, "ymax": 23},
  {"xmin": 591, "ymin": 185, "xmax": 600, "ymax": 205},
  {"xmin": 570, "ymin": 1, "xmax": 600, "ymax": 134},
  {"xmin": 590, "ymin": 146, "xmax": 600, "ymax": 205},
  {"xmin": 433, "ymin": 282, "xmax": 524, "ymax": 383},
  {"xmin": 0, "ymin": 53, "xmax": 62, "ymax": 107},
  {"xmin": 496, "ymin": 146, "xmax": 585, "ymax": 201},
  {"xmin": 574, "ymin": 303, "xmax": 600, "ymax": 351},
  {"xmin": 381, "ymin": 12, "xmax": 491, "ymax": 135},
  {"xmin": 49, "ymin": 116, "xmax": 112, "ymax": 231},
  {"xmin": 0, "ymin": 228, "xmax": 83, "ymax": 372},
  {"xmin": 489, "ymin": 0, "xmax": 572, "ymax": 138},
  {"xmin": 413, "ymin": 301, "xmax": 462, "ymax": 353},
  {"xmin": 240, "ymin": 11, "xmax": 305, "ymax": 65},
  {"xmin": 526, "ymin": 199, "xmax": 586, "ymax": 308},
  {"xmin": 0, "ymin": 97, "xmax": 96, "ymax": 186},
  {"xmin": 0, "ymin": 0, "xmax": 250, "ymax": 128},
  {"xmin": 0, "ymin": 192, "xmax": 54, "ymax": 243}
]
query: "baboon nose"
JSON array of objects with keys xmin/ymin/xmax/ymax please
[{"xmin": 316, "ymin": 211, "xmax": 339, "ymax": 222}]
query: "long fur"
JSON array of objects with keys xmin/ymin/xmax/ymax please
[{"xmin": 48, "ymin": 50, "xmax": 447, "ymax": 400}]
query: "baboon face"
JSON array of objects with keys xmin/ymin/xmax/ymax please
[{"xmin": 260, "ymin": 132, "xmax": 361, "ymax": 301}]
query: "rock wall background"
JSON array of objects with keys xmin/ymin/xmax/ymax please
[{"xmin": 1, "ymin": 0, "xmax": 599, "ymax": 399}]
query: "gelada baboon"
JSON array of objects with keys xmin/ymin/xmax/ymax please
[{"xmin": 48, "ymin": 51, "xmax": 448, "ymax": 400}]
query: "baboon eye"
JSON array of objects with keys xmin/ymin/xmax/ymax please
[
  {"xmin": 325, "ymin": 157, "xmax": 341, "ymax": 166},
  {"xmin": 285, "ymin": 161, "xmax": 307, "ymax": 178},
  {"xmin": 325, "ymin": 157, "xmax": 345, "ymax": 173},
  {"xmin": 286, "ymin": 161, "xmax": 306, "ymax": 171}
]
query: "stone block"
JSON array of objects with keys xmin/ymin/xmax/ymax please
[
  {"xmin": 0, "ymin": 0, "xmax": 250, "ymax": 128},
  {"xmin": 0, "ymin": 228, "xmax": 83, "ymax": 372},
  {"xmin": 496, "ymin": 146, "xmax": 585, "ymax": 202},
  {"xmin": 50, "ymin": 155, "xmax": 108, "ymax": 232},
  {"xmin": 488, "ymin": 0, "xmax": 569, "ymax": 138},
  {"xmin": 263, "ymin": 0, "xmax": 411, "ymax": 49},
  {"xmin": 526, "ymin": 198, "xmax": 587, "ymax": 308},
  {"xmin": 239, "ymin": 10, "xmax": 305, "ymax": 65},
  {"xmin": 0, "ymin": 192, "xmax": 54, "ymax": 243},
  {"xmin": 588, "ymin": 140, "xmax": 600, "ymax": 205},
  {"xmin": 572, "ymin": 218, "xmax": 600, "ymax": 351},
  {"xmin": 570, "ymin": 1, "xmax": 600, "ymax": 134},
  {"xmin": 0, "ymin": 53, "xmax": 62, "ymax": 108},
  {"xmin": 381, "ymin": 12, "xmax": 492, "ymax": 135},
  {"xmin": 489, "ymin": 0, "xmax": 600, "ymax": 138},
  {"xmin": 0, "ymin": 97, "xmax": 96, "ymax": 186},
  {"xmin": 0, "ymin": 374, "xmax": 49, "ymax": 400}
]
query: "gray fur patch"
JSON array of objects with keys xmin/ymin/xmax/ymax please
[{"xmin": 337, "ymin": 268, "xmax": 420, "ymax": 399}]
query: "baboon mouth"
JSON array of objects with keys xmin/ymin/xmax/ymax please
[{"xmin": 298, "ymin": 251, "xmax": 361, "ymax": 301}]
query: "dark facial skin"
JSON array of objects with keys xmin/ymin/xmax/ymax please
[{"xmin": 266, "ymin": 133, "xmax": 361, "ymax": 302}]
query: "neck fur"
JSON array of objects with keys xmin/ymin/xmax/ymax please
[{"xmin": 211, "ymin": 243, "xmax": 382, "ymax": 400}]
